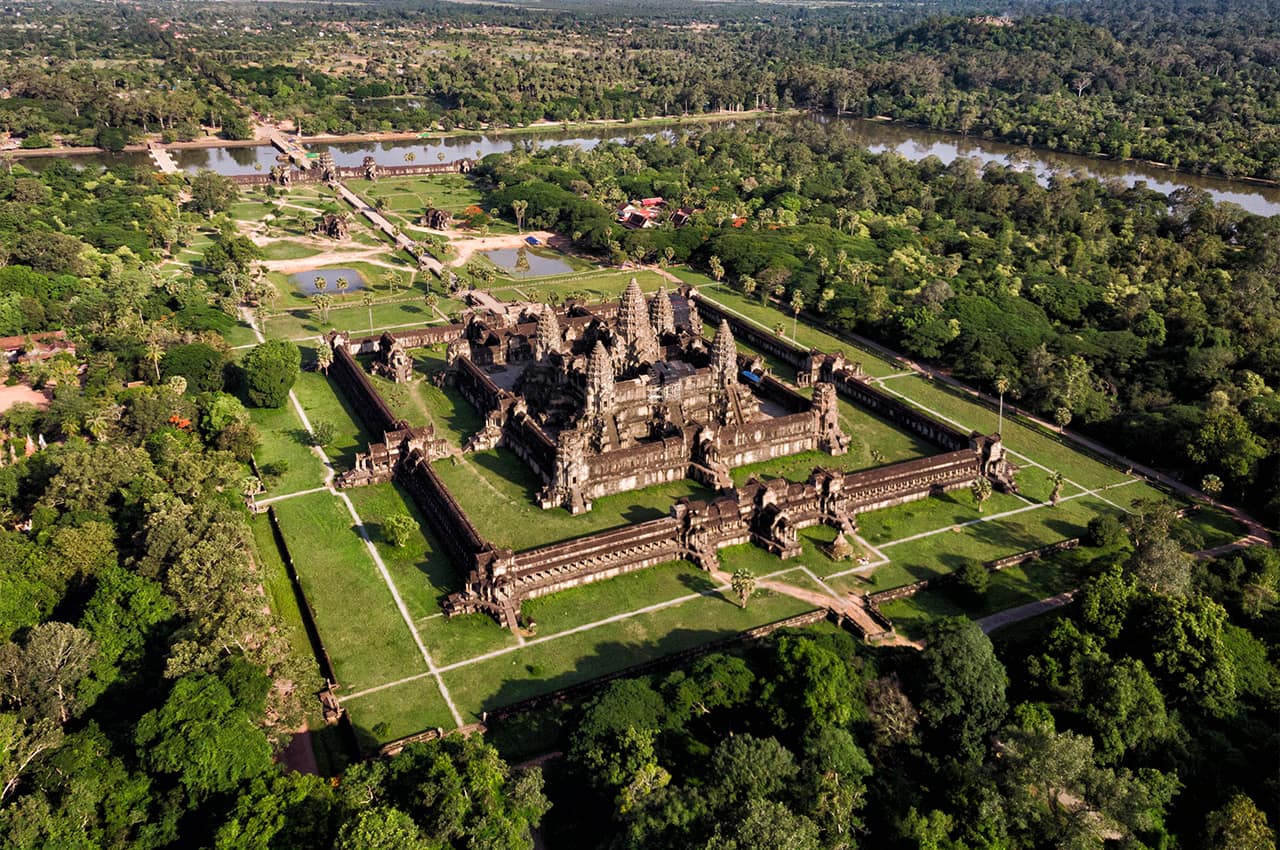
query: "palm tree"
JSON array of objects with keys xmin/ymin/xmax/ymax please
[
  {"xmin": 335, "ymin": 276, "xmax": 350, "ymax": 298},
  {"xmin": 404, "ymin": 152, "xmax": 416, "ymax": 163},
  {"xmin": 790, "ymin": 290, "xmax": 805, "ymax": 338},
  {"xmin": 362, "ymin": 291, "xmax": 375, "ymax": 330},
  {"xmin": 1049, "ymin": 470, "xmax": 1065, "ymax": 506},
  {"xmin": 995, "ymin": 376, "xmax": 1010, "ymax": 436},
  {"xmin": 145, "ymin": 339, "xmax": 163, "ymax": 383},
  {"xmin": 313, "ymin": 275, "xmax": 328, "ymax": 294},
  {"xmin": 425, "ymin": 292, "xmax": 439, "ymax": 315},
  {"xmin": 316, "ymin": 346, "xmax": 333, "ymax": 375},
  {"xmin": 818, "ymin": 287, "xmax": 835, "ymax": 314},
  {"xmin": 313, "ymin": 293, "xmax": 332, "ymax": 322},
  {"xmin": 384, "ymin": 270, "xmax": 400, "ymax": 296},
  {"xmin": 730, "ymin": 569, "xmax": 756, "ymax": 609},
  {"xmin": 1053, "ymin": 407, "xmax": 1072, "ymax": 432},
  {"xmin": 971, "ymin": 476, "xmax": 993, "ymax": 513},
  {"xmin": 511, "ymin": 199, "xmax": 528, "ymax": 233},
  {"xmin": 1200, "ymin": 474, "xmax": 1224, "ymax": 503}
]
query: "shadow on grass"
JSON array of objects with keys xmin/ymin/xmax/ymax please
[
  {"xmin": 677, "ymin": 570, "xmax": 720, "ymax": 595},
  {"xmin": 473, "ymin": 628, "xmax": 743, "ymax": 718}
]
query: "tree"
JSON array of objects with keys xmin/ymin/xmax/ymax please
[
  {"xmin": 313, "ymin": 275, "xmax": 328, "ymax": 294},
  {"xmin": 1128, "ymin": 537, "xmax": 1194, "ymax": 596},
  {"xmin": 334, "ymin": 807, "xmax": 433, "ymax": 850},
  {"xmin": 362, "ymin": 291, "xmax": 375, "ymax": 331},
  {"xmin": 955, "ymin": 560, "xmax": 989, "ymax": 601},
  {"xmin": 163, "ymin": 343, "xmax": 227, "ymax": 394},
  {"xmin": 335, "ymin": 276, "xmax": 349, "ymax": 297},
  {"xmin": 313, "ymin": 293, "xmax": 333, "ymax": 323},
  {"xmin": 1049, "ymin": 470, "xmax": 1065, "ymax": 506},
  {"xmin": 970, "ymin": 476, "xmax": 992, "ymax": 512},
  {"xmin": 306, "ymin": 421, "xmax": 335, "ymax": 447},
  {"xmin": 917, "ymin": 617, "xmax": 1008, "ymax": 757},
  {"xmin": 1203, "ymin": 794, "xmax": 1276, "ymax": 850},
  {"xmin": 995, "ymin": 375, "xmax": 1010, "ymax": 435},
  {"xmin": 731, "ymin": 568, "xmax": 756, "ymax": 608},
  {"xmin": 511, "ymin": 199, "xmax": 528, "ymax": 232},
  {"xmin": 1054, "ymin": 406, "xmax": 1072, "ymax": 431},
  {"xmin": 316, "ymin": 346, "xmax": 333, "ymax": 375},
  {"xmin": 134, "ymin": 670, "xmax": 273, "ymax": 798},
  {"xmin": 189, "ymin": 170, "xmax": 239, "ymax": 217},
  {"xmin": 0, "ymin": 622, "xmax": 97, "ymax": 723},
  {"xmin": 383, "ymin": 513, "xmax": 417, "ymax": 548},
  {"xmin": 1201, "ymin": 473, "xmax": 1225, "ymax": 502},
  {"xmin": 144, "ymin": 339, "xmax": 163, "ymax": 384},
  {"xmin": 241, "ymin": 340, "xmax": 300, "ymax": 409},
  {"xmin": 790, "ymin": 290, "xmax": 805, "ymax": 338}
]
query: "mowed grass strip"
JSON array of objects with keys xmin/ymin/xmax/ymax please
[
  {"xmin": 343, "ymin": 481, "xmax": 462, "ymax": 614},
  {"xmin": 488, "ymin": 269, "xmax": 668, "ymax": 303},
  {"xmin": 250, "ymin": 515, "xmax": 325, "ymax": 724},
  {"xmin": 432, "ymin": 448, "xmax": 712, "ymax": 551},
  {"xmin": 690, "ymin": 284, "xmax": 901, "ymax": 377},
  {"xmin": 877, "ymin": 542, "xmax": 1120, "ymax": 641},
  {"xmin": 880, "ymin": 376, "xmax": 1131, "ymax": 491},
  {"xmin": 291, "ymin": 370, "xmax": 371, "ymax": 469},
  {"xmin": 838, "ymin": 493, "xmax": 1121, "ymax": 593},
  {"xmin": 272, "ymin": 493, "xmax": 426, "ymax": 694},
  {"xmin": 343, "ymin": 679, "xmax": 457, "ymax": 747},
  {"xmin": 248, "ymin": 403, "xmax": 329, "ymax": 495},
  {"xmin": 441, "ymin": 574, "xmax": 816, "ymax": 720}
]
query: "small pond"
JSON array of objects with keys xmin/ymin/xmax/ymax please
[
  {"xmin": 481, "ymin": 247, "xmax": 575, "ymax": 277},
  {"xmin": 290, "ymin": 268, "xmax": 367, "ymax": 295}
]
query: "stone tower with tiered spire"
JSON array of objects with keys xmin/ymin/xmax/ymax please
[
  {"xmin": 687, "ymin": 298, "xmax": 703, "ymax": 340},
  {"xmin": 616, "ymin": 278, "xmax": 660, "ymax": 370},
  {"xmin": 649, "ymin": 285, "xmax": 676, "ymax": 337},
  {"xmin": 711, "ymin": 319, "xmax": 737, "ymax": 388},
  {"xmin": 533, "ymin": 304, "xmax": 561, "ymax": 362}
]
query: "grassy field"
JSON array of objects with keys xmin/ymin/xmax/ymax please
[
  {"xmin": 291, "ymin": 371, "xmax": 371, "ymax": 470},
  {"xmin": 366, "ymin": 346, "xmax": 484, "ymax": 444},
  {"xmin": 487, "ymin": 269, "xmax": 669, "ymax": 303},
  {"xmin": 688, "ymin": 282, "xmax": 903, "ymax": 378},
  {"xmin": 432, "ymin": 448, "xmax": 712, "ymax": 551},
  {"xmin": 248, "ymin": 403, "xmax": 328, "ymax": 495},
  {"xmin": 271, "ymin": 493, "xmax": 426, "ymax": 694}
]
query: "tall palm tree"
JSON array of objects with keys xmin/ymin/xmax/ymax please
[
  {"xmin": 1049, "ymin": 470, "xmax": 1065, "ymax": 507},
  {"xmin": 335, "ymin": 276, "xmax": 350, "ymax": 297},
  {"xmin": 731, "ymin": 569, "xmax": 756, "ymax": 609},
  {"xmin": 995, "ymin": 376, "xmax": 1010, "ymax": 436},
  {"xmin": 362, "ymin": 291, "xmax": 375, "ymax": 330},
  {"xmin": 313, "ymin": 275, "xmax": 328, "ymax": 294},
  {"xmin": 971, "ymin": 477, "xmax": 993, "ymax": 513},
  {"xmin": 145, "ymin": 339, "xmax": 163, "ymax": 383},
  {"xmin": 790, "ymin": 290, "xmax": 805, "ymax": 339}
]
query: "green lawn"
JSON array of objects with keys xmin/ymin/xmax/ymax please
[
  {"xmin": 271, "ymin": 493, "xmax": 425, "ymax": 694},
  {"xmin": 248, "ymin": 403, "xmax": 328, "ymax": 495},
  {"xmin": 839, "ymin": 493, "xmax": 1122, "ymax": 592},
  {"xmin": 344, "ymin": 679, "xmax": 456, "ymax": 747},
  {"xmin": 440, "ymin": 570, "xmax": 817, "ymax": 720},
  {"xmin": 690, "ymin": 284, "xmax": 902, "ymax": 378},
  {"xmin": 291, "ymin": 370, "xmax": 371, "ymax": 470},
  {"xmin": 250, "ymin": 514, "xmax": 325, "ymax": 720},
  {"xmin": 878, "ymin": 376, "xmax": 1131, "ymax": 491},
  {"xmin": 260, "ymin": 240, "xmax": 323, "ymax": 261},
  {"xmin": 487, "ymin": 269, "xmax": 668, "ymax": 304},
  {"xmin": 877, "ymin": 542, "xmax": 1120, "ymax": 640},
  {"xmin": 432, "ymin": 448, "xmax": 712, "ymax": 551},
  {"xmin": 343, "ymin": 481, "xmax": 462, "ymax": 611},
  {"xmin": 366, "ymin": 347, "xmax": 484, "ymax": 444}
]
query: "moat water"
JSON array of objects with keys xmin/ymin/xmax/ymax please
[{"xmin": 17, "ymin": 116, "xmax": 1280, "ymax": 216}]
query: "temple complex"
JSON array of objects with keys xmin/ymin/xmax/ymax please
[{"xmin": 325, "ymin": 283, "xmax": 1019, "ymax": 631}]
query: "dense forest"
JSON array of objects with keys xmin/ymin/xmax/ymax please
[
  {"xmin": 2, "ymin": 0, "xmax": 1279, "ymax": 179},
  {"xmin": 528, "ymin": 524, "xmax": 1279, "ymax": 848},
  {"xmin": 479, "ymin": 119, "xmax": 1280, "ymax": 527}
]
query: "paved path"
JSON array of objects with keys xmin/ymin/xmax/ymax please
[
  {"xmin": 268, "ymin": 132, "xmax": 312, "ymax": 170},
  {"xmin": 334, "ymin": 182, "xmax": 443, "ymax": 276},
  {"xmin": 977, "ymin": 590, "xmax": 1079, "ymax": 634}
]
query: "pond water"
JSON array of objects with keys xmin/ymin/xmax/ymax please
[
  {"xmin": 290, "ymin": 268, "xmax": 367, "ymax": 295},
  {"xmin": 10, "ymin": 151, "xmax": 152, "ymax": 172},
  {"xmin": 482, "ymin": 248, "xmax": 575, "ymax": 277}
]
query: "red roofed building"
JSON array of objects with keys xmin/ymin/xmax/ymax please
[{"xmin": 0, "ymin": 331, "xmax": 76, "ymax": 365}]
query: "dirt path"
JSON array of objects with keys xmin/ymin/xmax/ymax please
[
  {"xmin": 261, "ymin": 247, "xmax": 411, "ymax": 275},
  {"xmin": 445, "ymin": 231, "xmax": 557, "ymax": 267}
]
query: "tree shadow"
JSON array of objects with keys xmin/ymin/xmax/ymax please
[
  {"xmin": 474, "ymin": 628, "xmax": 746, "ymax": 721},
  {"xmin": 677, "ymin": 569, "xmax": 721, "ymax": 596}
]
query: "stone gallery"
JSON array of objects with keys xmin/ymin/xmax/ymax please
[{"xmin": 327, "ymin": 283, "xmax": 1019, "ymax": 631}]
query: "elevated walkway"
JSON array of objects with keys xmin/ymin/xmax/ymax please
[
  {"xmin": 147, "ymin": 142, "xmax": 179, "ymax": 175},
  {"xmin": 269, "ymin": 132, "xmax": 313, "ymax": 169}
]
